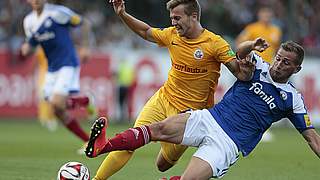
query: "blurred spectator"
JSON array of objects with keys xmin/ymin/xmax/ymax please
[
  {"xmin": 235, "ymin": 6, "xmax": 282, "ymax": 63},
  {"xmin": 116, "ymin": 58, "xmax": 134, "ymax": 122}
]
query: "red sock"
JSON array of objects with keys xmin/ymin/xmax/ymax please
[
  {"xmin": 66, "ymin": 96, "xmax": 89, "ymax": 109},
  {"xmin": 64, "ymin": 118, "xmax": 89, "ymax": 142},
  {"xmin": 170, "ymin": 176, "xmax": 181, "ymax": 180},
  {"xmin": 101, "ymin": 125, "xmax": 151, "ymax": 153}
]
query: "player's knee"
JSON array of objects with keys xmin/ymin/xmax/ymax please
[
  {"xmin": 157, "ymin": 161, "xmax": 173, "ymax": 172},
  {"xmin": 52, "ymin": 102, "xmax": 64, "ymax": 112},
  {"xmin": 51, "ymin": 102, "xmax": 67, "ymax": 120},
  {"xmin": 156, "ymin": 155, "xmax": 174, "ymax": 172}
]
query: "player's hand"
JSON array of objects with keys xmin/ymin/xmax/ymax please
[
  {"xmin": 238, "ymin": 54, "xmax": 256, "ymax": 80},
  {"xmin": 252, "ymin": 37, "xmax": 269, "ymax": 52},
  {"xmin": 239, "ymin": 55, "xmax": 256, "ymax": 67},
  {"xmin": 109, "ymin": 0, "xmax": 125, "ymax": 15},
  {"xmin": 78, "ymin": 47, "xmax": 91, "ymax": 64},
  {"xmin": 21, "ymin": 43, "xmax": 31, "ymax": 57}
]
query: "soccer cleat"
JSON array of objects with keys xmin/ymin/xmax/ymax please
[{"xmin": 85, "ymin": 117, "xmax": 108, "ymax": 158}]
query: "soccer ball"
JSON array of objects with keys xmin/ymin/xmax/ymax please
[{"xmin": 57, "ymin": 162, "xmax": 90, "ymax": 180}]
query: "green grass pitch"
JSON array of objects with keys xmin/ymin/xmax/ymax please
[{"xmin": 0, "ymin": 119, "xmax": 318, "ymax": 180}]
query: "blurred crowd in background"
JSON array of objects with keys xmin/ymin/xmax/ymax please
[{"xmin": 0, "ymin": 0, "xmax": 319, "ymax": 56}]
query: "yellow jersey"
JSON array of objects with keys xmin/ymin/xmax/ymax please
[
  {"xmin": 237, "ymin": 22, "xmax": 282, "ymax": 63},
  {"xmin": 36, "ymin": 48, "xmax": 48, "ymax": 87},
  {"xmin": 151, "ymin": 27, "xmax": 235, "ymax": 111}
]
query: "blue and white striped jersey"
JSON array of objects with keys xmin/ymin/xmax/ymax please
[
  {"xmin": 23, "ymin": 3, "xmax": 81, "ymax": 72},
  {"xmin": 209, "ymin": 53, "xmax": 314, "ymax": 156}
]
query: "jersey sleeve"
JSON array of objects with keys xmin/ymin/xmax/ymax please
[
  {"xmin": 150, "ymin": 27, "xmax": 174, "ymax": 47},
  {"xmin": 51, "ymin": 5, "xmax": 82, "ymax": 26},
  {"xmin": 288, "ymin": 93, "xmax": 314, "ymax": 133},
  {"xmin": 237, "ymin": 25, "xmax": 254, "ymax": 42},
  {"xmin": 213, "ymin": 36, "xmax": 235, "ymax": 64},
  {"xmin": 23, "ymin": 16, "xmax": 38, "ymax": 47},
  {"xmin": 250, "ymin": 52, "xmax": 268, "ymax": 69}
]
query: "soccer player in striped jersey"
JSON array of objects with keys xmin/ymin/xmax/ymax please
[
  {"xmin": 86, "ymin": 39, "xmax": 320, "ymax": 179},
  {"xmin": 91, "ymin": 0, "xmax": 259, "ymax": 179},
  {"xmin": 21, "ymin": 0, "xmax": 94, "ymax": 147}
]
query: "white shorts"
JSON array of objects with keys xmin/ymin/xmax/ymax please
[
  {"xmin": 43, "ymin": 66, "xmax": 80, "ymax": 100},
  {"xmin": 181, "ymin": 109, "xmax": 239, "ymax": 178}
]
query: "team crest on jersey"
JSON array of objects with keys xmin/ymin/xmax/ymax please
[
  {"xmin": 44, "ymin": 19, "xmax": 53, "ymax": 28},
  {"xmin": 280, "ymin": 91, "xmax": 287, "ymax": 100},
  {"xmin": 194, "ymin": 48, "xmax": 204, "ymax": 60}
]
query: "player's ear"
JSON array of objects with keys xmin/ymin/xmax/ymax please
[
  {"xmin": 191, "ymin": 12, "xmax": 198, "ymax": 21},
  {"xmin": 294, "ymin": 66, "xmax": 301, "ymax": 73}
]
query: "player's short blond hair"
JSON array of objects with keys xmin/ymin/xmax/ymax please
[
  {"xmin": 166, "ymin": 0, "xmax": 201, "ymax": 21},
  {"xmin": 281, "ymin": 41, "xmax": 304, "ymax": 65}
]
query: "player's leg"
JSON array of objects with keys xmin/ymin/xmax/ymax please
[
  {"xmin": 51, "ymin": 93, "xmax": 89, "ymax": 142},
  {"xmin": 93, "ymin": 90, "xmax": 168, "ymax": 179},
  {"xmin": 86, "ymin": 112, "xmax": 190, "ymax": 157},
  {"xmin": 66, "ymin": 67, "xmax": 98, "ymax": 120},
  {"xmin": 154, "ymin": 114, "xmax": 189, "ymax": 171},
  {"xmin": 181, "ymin": 157, "xmax": 212, "ymax": 180},
  {"xmin": 48, "ymin": 66, "xmax": 89, "ymax": 142},
  {"xmin": 86, "ymin": 117, "xmax": 151, "ymax": 157},
  {"xmin": 37, "ymin": 55, "xmax": 57, "ymax": 131},
  {"xmin": 118, "ymin": 85, "xmax": 128, "ymax": 120},
  {"xmin": 38, "ymin": 99, "xmax": 57, "ymax": 131},
  {"xmin": 156, "ymin": 143, "xmax": 187, "ymax": 172},
  {"xmin": 180, "ymin": 109, "xmax": 240, "ymax": 179},
  {"xmin": 89, "ymin": 113, "xmax": 190, "ymax": 180},
  {"xmin": 66, "ymin": 95, "xmax": 89, "ymax": 109},
  {"xmin": 154, "ymin": 92, "xmax": 188, "ymax": 172},
  {"xmin": 150, "ymin": 113, "xmax": 190, "ymax": 142},
  {"xmin": 93, "ymin": 151, "xmax": 133, "ymax": 180}
]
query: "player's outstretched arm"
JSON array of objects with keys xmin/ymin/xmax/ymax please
[
  {"xmin": 225, "ymin": 38, "xmax": 270, "ymax": 81},
  {"xmin": 237, "ymin": 37, "xmax": 269, "ymax": 59},
  {"xmin": 302, "ymin": 129, "xmax": 320, "ymax": 158},
  {"xmin": 108, "ymin": 0, "xmax": 155, "ymax": 42},
  {"xmin": 225, "ymin": 58, "xmax": 255, "ymax": 81}
]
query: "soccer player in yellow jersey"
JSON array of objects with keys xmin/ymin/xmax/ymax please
[
  {"xmin": 36, "ymin": 48, "xmax": 57, "ymax": 131},
  {"xmin": 89, "ymin": 0, "xmax": 263, "ymax": 179},
  {"xmin": 236, "ymin": 6, "xmax": 282, "ymax": 63}
]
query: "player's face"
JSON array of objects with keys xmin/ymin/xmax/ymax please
[
  {"xmin": 170, "ymin": 4, "xmax": 197, "ymax": 37},
  {"xmin": 27, "ymin": 0, "xmax": 46, "ymax": 12},
  {"xmin": 269, "ymin": 48, "xmax": 301, "ymax": 83},
  {"xmin": 258, "ymin": 8, "xmax": 273, "ymax": 24}
]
